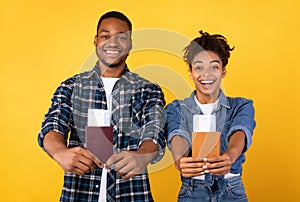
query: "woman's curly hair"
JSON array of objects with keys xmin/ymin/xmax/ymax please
[{"xmin": 183, "ymin": 30, "xmax": 234, "ymax": 70}]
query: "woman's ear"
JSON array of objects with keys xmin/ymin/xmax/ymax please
[
  {"xmin": 222, "ymin": 67, "xmax": 227, "ymax": 78},
  {"xmin": 189, "ymin": 69, "xmax": 193, "ymax": 79}
]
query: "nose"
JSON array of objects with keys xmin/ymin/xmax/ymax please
[
  {"xmin": 200, "ymin": 67, "xmax": 211, "ymax": 77},
  {"xmin": 107, "ymin": 36, "xmax": 119, "ymax": 46}
]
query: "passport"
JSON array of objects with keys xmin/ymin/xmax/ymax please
[
  {"xmin": 85, "ymin": 126, "xmax": 113, "ymax": 163},
  {"xmin": 192, "ymin": 132, "xmax": 220, "ymax": 158}
]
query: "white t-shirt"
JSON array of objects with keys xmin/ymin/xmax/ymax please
[
  {"xmin": 101, "ymin": 77, "xmax": 120, "ymax": 112},
  {"xmin": 194, "ymin": 95, "xmax": 219, "ymax": 115},
  {"xmin": 98, "ymin": 77, "xmax": 119, "ymax": 202}
]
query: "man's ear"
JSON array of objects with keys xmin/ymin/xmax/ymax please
[
  {"xmin": 93, "ymin": 35, "xmax": 98, "ymax": 47},
  {"xmin": 128, "ymin": 38, "xmax": 133, "ymax": 52}
]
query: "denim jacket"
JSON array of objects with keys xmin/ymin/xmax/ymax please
[{"xmin": 165, "ymin": 90, "xmax": 256, "ymax": 185}]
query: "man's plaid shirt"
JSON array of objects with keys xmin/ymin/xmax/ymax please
[{"xmin": 38, "ymin": 63, "xmax": 166, "ymax": 201}]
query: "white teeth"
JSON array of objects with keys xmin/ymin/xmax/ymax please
[
  {"xmin": 200, "ymin": 80, "xmax": 214, "ymax": 84},
  {"xmin": 106, "ymin": 50, "xmax": 119, "ymax": 54}
]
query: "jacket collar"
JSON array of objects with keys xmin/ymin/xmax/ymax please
[
  {"xmin": 183, "ymin": 90, "xmax": 230, "ymax": 114},
  {"xmin": 87, "ymin": 62, "xmax": 130, "ymax": 79}
]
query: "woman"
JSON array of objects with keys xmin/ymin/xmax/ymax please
[{"xmin": 165, "ymin": 30, "xmax": 256, "ymax": 201}]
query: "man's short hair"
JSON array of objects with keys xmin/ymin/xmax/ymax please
[{"xmin": 96, "ymin": 11, "xmax": 132, "ymax": 35}]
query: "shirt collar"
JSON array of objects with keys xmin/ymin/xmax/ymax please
[{"xmin": 89, "ymin": 62, "xmax": 130, "ymax": 79}]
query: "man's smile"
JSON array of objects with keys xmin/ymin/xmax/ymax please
[{"xmin": 103, "ymin": 48, "xmax": 123, "ymax": 57}]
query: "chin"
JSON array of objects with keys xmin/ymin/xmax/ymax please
[
  {"xmin": 108, "ymin": 62, "xmax": 121, "ymax": 68},
  {"xmin": 101, "ymin": 59, "xmax": 123, "ymax": 68}
]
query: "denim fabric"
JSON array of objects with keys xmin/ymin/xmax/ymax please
[
  {"xmin": 178, "ymin": 176, "xmax": 247, "ymax": 202},
  {"xmin": 165, "ymin": 90, "xmax": 256, "ymax": 192},
  {"xmin": 166, "ymin": 90, "xmax": 256, "ymax": 175}
]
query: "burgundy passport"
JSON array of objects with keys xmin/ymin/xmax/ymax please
[{"xmin": 85, "ymin": 126, "xmax": 113, "ymax": 163}]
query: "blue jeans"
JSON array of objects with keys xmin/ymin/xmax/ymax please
[{"xmin": 178, "ymin": 176, "xmax": 247, "ymax": 202}]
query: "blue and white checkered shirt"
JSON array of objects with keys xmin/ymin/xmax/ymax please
[{"xmin": 38, "ymin": 63, "xmax": 166, "ymax": 202}]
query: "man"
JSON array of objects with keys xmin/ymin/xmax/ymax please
[{"xmin": 38, "ymin": 11, "xmax": 166, "ymax": 201}]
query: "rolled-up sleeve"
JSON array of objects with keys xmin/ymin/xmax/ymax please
[
  {"xmin": 37, "ymin": 77, "xmax": 75, "ymax": 150},
  {"xmin": 226, "ymin": 99, "xmax": 256, "ymax": 152},
  {"xmin": 139, "ymin": 84, "xmax": 166, "ymax": 164},
  {"xmin": 165, "ymin": 101, "xmax": 192, "ymax": 150}
]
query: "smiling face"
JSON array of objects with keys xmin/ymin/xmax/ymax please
[
  {"xmin": 190, "ymin": 50, "xmax": 226, "ymax": 103},
  {"xmin": 94, "ymin": 18, "xmax": 132, "ymax": 75}
]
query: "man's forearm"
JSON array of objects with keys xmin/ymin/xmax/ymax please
[
  {"xmin": 43, "ymin": 131, "xmax": 68, "ymax": 160},
  {"xmin": 137, "ymin": 140, "xmax": 159, "ymax": 164}
]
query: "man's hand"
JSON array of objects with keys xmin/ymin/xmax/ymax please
[
  {"xmin": 105, "ymin": 151, "xmax": 149, "ymax": 179},
  {"xmin": 105, "ymin": 141, "xmax": 158, "ymax": 179},
  {"xmin": 53, "ymin": 147, "xmax": 104, "ymax": 175},
  {"xmin": 43, "ymin": 131, "xmax": 103, "ymax": 175}
]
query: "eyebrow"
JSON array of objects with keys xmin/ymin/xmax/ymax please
[
  {"xmin": 98, "ymin": 29, "xmax": 128, "ymax": 35},
  {"xmin": 193, "ymin": 60, "xmax": 221, "ymax": 65},
  {"xmin": 99, "ymin": 29, "xmax": 110, "ymax": 33}
]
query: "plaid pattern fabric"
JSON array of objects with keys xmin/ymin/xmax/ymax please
[{"xmin": 38, "ymin": 63, "xmax": 166, "ymax": 202}]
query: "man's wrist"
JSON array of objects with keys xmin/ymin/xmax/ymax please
[{"xmin": 137, "ymin": 140, "xmax": 158, "ymax": 164}]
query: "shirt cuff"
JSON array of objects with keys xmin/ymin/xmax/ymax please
[
  {"xmin": 167, "ymin": 129, "xmax": 192, "ymax": 150},
  {"xmin": 227, "ymin": 125, "xmax": 253, "ymax": 152},
  {"xmin": 139, "ymin": 137, "xmax": 165, "ymax": 164}
]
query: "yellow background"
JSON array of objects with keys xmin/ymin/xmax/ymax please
[{"xmin": 1, "ymin": 0, "xmax": 300, "ymax": 201}]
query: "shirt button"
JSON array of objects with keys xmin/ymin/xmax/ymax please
[{"xmin": 96, "ymin": 185, "xmax": 99, "ymax": 188}]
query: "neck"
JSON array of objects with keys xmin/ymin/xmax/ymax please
[
  {"xmin": 196, "ymin": 91, "xmax": 220, "ymax": 104},
  {"xmin": 98, "ymin": 62, "xmax": 125, "ymax": 78}
]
